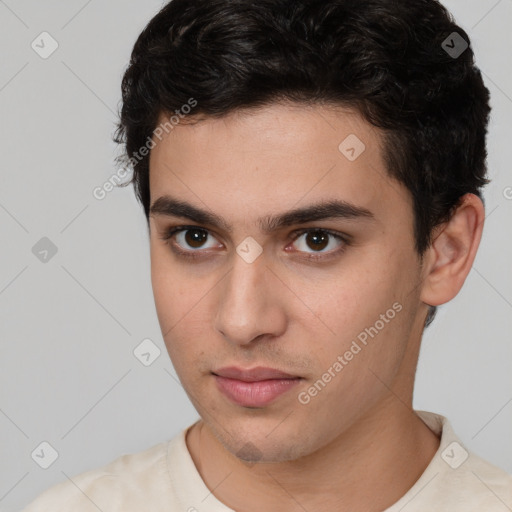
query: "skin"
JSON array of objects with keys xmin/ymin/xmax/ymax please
[{"xmin": 148, "ymin": 102, "xmax": 485, "ymax": 512}]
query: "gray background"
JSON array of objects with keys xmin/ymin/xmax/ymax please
[{"xmin": 0, "ymin": 1, "xmax": 511, "ymax": 510}]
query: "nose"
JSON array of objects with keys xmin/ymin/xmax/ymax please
[{"xmin": 214, "ymin": 249, "xmax": 287, "ymax": 347}]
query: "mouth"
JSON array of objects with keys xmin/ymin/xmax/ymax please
[{"xmin": 212, "ymin": 366, "xmax": 303, "ymax": 407}]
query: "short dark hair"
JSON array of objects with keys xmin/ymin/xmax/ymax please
[{"xmin": 113, "ymin": 0, "xmax": 491, "ymax": 326}]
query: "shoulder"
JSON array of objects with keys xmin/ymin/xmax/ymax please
[
  {"xmin": 395, "ymin": 411, "xmax": 512, "ymax": 511},
  {"xmin": 21, "ymin": 440, "xmax": 172, "ymax": 512},
  {"xmin": 450, "ymin": 450, "xmax": 512, "ymax": 509},
  {"xmin": 418, "ymin": 441, "xmax": 512, "ymax": 510}
]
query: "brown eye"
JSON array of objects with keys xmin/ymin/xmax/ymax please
[
  {"xmin": 292, "ymin": 229, "xmax": 345, "ymax": 255},
  {"xmin": 183, "ymin": 228, "xmax": 208, "ymax": 248},
  {"xmin": 165, "ymin": 226, "xmax": 222, "ymax": 254},
  {"xmin": 304, "ymin": 231, "xmax": 329, "ymax": 251}
]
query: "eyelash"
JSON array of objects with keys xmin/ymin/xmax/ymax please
[{"xmin": 159, "ymin": 225, "xmax": 349, "ymax": 261}]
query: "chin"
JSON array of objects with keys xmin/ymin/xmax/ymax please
[{"xmin": 212, "ymin": 423, "xmax": 312, "ymax": 464}]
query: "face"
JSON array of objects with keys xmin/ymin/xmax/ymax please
[{"xmin": 148, "ymin": 102, "xmax": 427, "ymax": 463}]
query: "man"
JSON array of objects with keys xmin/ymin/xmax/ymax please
[{"xmin": 23, "ymin": 0, "xmax": 512, "ymax": 510}]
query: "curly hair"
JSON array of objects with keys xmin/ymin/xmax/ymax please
[{"xmin": 113, "ymin": 0, "xmax": 491, "ymax": 327}]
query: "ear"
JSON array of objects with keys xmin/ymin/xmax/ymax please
[{"xmin": 420, "ymin": 193, "xmax": 485, "ymax": 307}]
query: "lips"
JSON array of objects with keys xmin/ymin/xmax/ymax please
[
  {"xmin": 212, "ymin": 366, "xmax": 299, "ymax": 382},
  {"xmin": 212, "ymin": 366, "xmax": 303, "ymax": 407}
]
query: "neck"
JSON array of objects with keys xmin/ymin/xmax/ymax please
[{"xmin": 186, "ymin": 397, "xmax": 440, "ymax": 512}]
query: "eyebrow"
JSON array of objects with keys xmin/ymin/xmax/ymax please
[{"xmin": 149, "ymin": 195, "xmax": 375, "ymax": 234}]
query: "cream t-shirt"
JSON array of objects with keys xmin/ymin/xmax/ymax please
[{"xmin": 22, "ymin": 410, "xmax": 512, "ymax": 511}]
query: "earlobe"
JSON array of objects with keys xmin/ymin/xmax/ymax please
[{"xmin": 420, "ymin": 193, "xmax": 485, "ymax": 307}]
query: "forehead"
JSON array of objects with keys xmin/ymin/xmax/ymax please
[{"xmin": 148, "ymin": 102, "xmax": 411, "ymax": 231}]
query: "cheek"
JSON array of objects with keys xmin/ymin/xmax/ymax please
[
  {"xmin": 303, "ymin": 247, "xmax": 418, "ymax": 376},
  {"xmin": 150, "ymin": 247, "xmax": 220, "ymax": 379},
  {"xmin": 293, "ymin": 296, "xmax": 413, "ymax": 433},
  {"xmin": 150, "ymin": 242, "xmax": 194, "ymax": 319},
  {"xmin": 151, "ymin": 247, "xmax": 195, "ymax": 353},
  {"xmin": 300, "ymin": 262, "xmax": 405, "ymax": 342}
]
